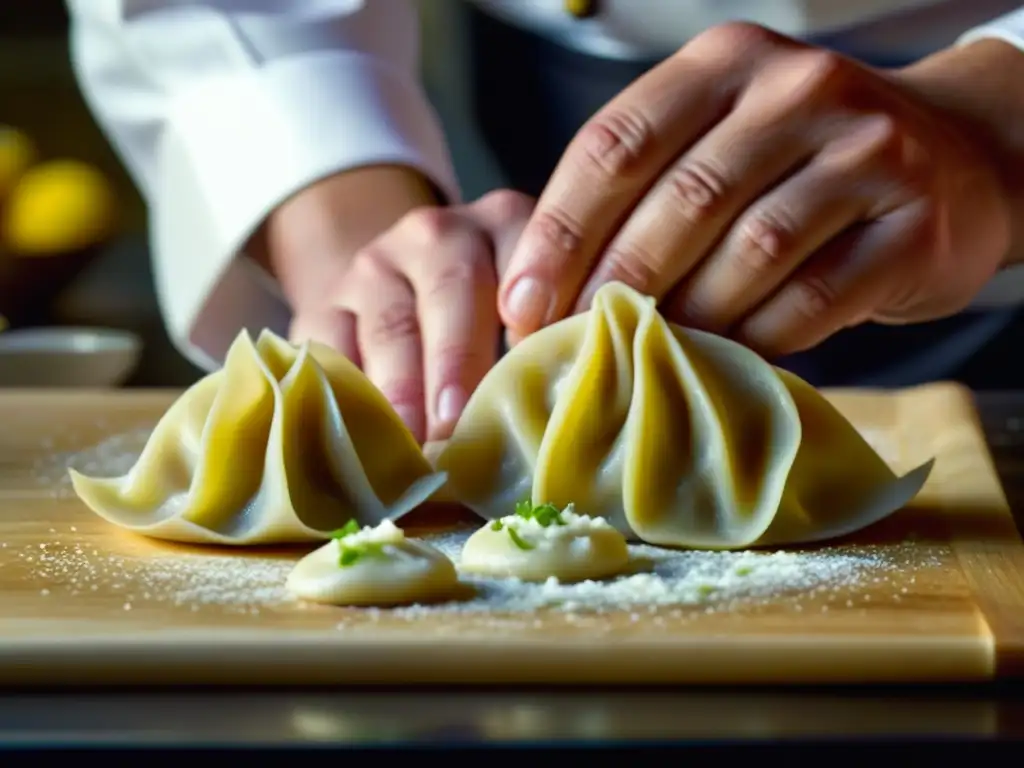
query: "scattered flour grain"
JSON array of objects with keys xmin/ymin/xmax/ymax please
[
  {"xmin": 32, "ymin": 427, "xmax": 152, "ymax": 497},
  {"xmin": 17, "ymin": 528, "xmax": 941, "ymax": 621},
  {"xmin": 23, "ymin": 540, "xmax": 293, "ymax": 615},
  {"xmin": 18, "ymin": 429, "xmax": 940, "ymax": 622}
]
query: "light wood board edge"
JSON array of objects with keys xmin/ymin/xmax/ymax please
[
  {"xmin": 0, "ymin": 632, "xmax": 993, "ymax": 686},
  {"xmin": 831, "ymin": 381, "xmax": 1024, "ymax": 678},
  {"xmin": 922, "ymin": 383, "xmax": 1024, "ymax": 678}
]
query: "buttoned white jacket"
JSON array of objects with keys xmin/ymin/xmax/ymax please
[{"xmin": 65, "ymin": 0, "xmax": 1024, "ymax": 371}]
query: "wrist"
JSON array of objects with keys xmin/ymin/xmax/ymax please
[
  {"xmin": 895, "ymin": 38, "xmax": 1024, "ymax": 267},
  {"xmin": 250, "ymin": 164, "xmax": 439, "ymax": 309}
]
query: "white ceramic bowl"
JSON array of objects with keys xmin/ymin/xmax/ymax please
[{"xmin": 0, "ymin": 327, "xmax": 142, "ymax": 388}]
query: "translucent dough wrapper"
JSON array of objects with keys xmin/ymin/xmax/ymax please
[
  {"xmin": 434, "ymin": 282, "xmax": 934, "ymax": 550},
  {"xmin": 70, "ymin": 330, "xmax": 446, "ymax": 545}
]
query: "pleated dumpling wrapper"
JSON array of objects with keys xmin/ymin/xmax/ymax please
[
  {"xmin": 434, "ymin": 281, "xmax": 934, "ymax": 550},
  {"xmin": 69, "ymin": 329, "xmax": 447, "ymax": 545}
]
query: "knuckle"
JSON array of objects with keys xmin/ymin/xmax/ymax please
[
  {"xmin": 405, "ymin": 206, "xmax": 459, "ymax": 244},
  {"xmin": 689, "ymin": 22, "xmax": 779, "ymax": 59},
  {"xmin": 874, "ymin": 122, "xmax": 930, "ymax": 186},
  {"xmin": 852, "ymin": 115, "xmax": 905, "ymax": 161},
  {"xmin": 733, "ymin": 210, "xmax": 798, "ymax": 272},
  {"xmin": 866, "ymin": 114, "xmax": 903, "ymax": 148},
  {"xmin": 795, "ymin": 50, "xmax": 851, "ymax": 102},
  {"xmin": 479, "ymin": 189, "xmax": 534, "ymax": 221},
  {"xmin": 665, "ymin": 158, "xmax": 731, "ymax": 224},
  {"xmin": 426, "ymin": 257, "xmax": 488, "ymax": 301},
  {"xmin": 599, "ymin": 244, "xmax": 663, "ymax": 294},
  {"xmin": 838, "ymin": 119, "xmax": 932, "ymax": 205},
  {"xmin": 346, "ymin": 248, "xmax": 390, "ymax": 288},
  {"xmin": 577, "ymin": 107, "xmax": 655, "ymax": 179},
  {"xmin": 530, "ymin": 206, "xmax": 585, "ymax": 260},
  {"xmin": 788, "ymin": 275, "xmax": 838, "ymax": 320},
  {"xmin": 368, "ymin": 301, "xmax": 420, "ymax": 346}
]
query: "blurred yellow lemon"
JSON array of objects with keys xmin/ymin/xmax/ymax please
[
  {"xmin": 0, "ymin": 126, "xmax": 36, "ymax": 203},
  {"xmin": 3, "ymin": 159, "xmax": 116, "ymax": 255}
]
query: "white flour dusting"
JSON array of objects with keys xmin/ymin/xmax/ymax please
[
  {"xmin": 396, "ymin": 531, "xmax": 933, "ymax": 618},
  {"xmin": 31, "ymin": 428, "xmax": 153, "ymax": 497},
  {"xmin": 19, "ymin": 540, "xmax": 291, "ymax": 615},
  {"xmin": 14, "ymin": 429, "xmax": 940, "ymax": 623},
  {"xmin": 15, "ymin": 526, "xmax": 940, "ymax": 621}
]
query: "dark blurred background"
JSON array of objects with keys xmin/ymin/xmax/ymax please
[
  {"xmin": 0, "ymin": 1, "xmax": 198, "ymax": 386},
  {"xmin": 0, "ymin": 1, "xmax": 503, "ymax": 389},
  {"xmin": 3, "ymin": 1, "xmax": 1022, "ymax": 391}
]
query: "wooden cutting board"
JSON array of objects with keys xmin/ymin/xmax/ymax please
[{"xmin": 1, "ymin": 383, "xmax": 1023, "ymax": 686}]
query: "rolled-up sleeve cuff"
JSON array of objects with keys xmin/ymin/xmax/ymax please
[
  {"xmin": 958, "ymin": 11, "xmax": 1024, "ymax": 309},
  {"xmin": 957, "ymin": 8, "xmax": 1024, "ymax": 51},
  {"xmin": 150, "ymin": 50, "xmax": 459, "ymax": 371}
]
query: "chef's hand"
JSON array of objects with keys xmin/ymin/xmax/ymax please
[
  {"xmin": 254, "ymin": 166, "xmax": 533, "ymax": 443},
  {"xmin": 329, "ymin": 190, "xmax": 531, "ymax": 443},
  {"xmin": 305, "ymin": 189, "xmax": 531, "ymax": 444},
  {"xmin": 498, "ymin": 24, "xmax": 1017, "ymax": 358}
]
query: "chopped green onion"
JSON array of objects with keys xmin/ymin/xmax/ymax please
[
  {"xmin": 735, "ymin": 566, "xmax": 752, "ymax": 576},
  {"xmin": 490, "ymin": 520, "xmax": 504, "ymax": 531},
  {"xmin": 330, "ymin": 519, "xmax": 360, "ymax": 540},
  {"xmin": 337, "ymin": 541, "xmax": 385, "ymax": 568},
  {"xmin": 514, "ymin": 499, "xmax": 565, "ymax": 527},
  {"xmin": 328, "ymin": 520, "xmax": 387, "ymax": 568},
  {"xmin": 339, "ymin": 547, "xmax": 362, "ymax": 567},
  {"xmin": 507, "ymin": 526, "xmax": 535, "ymax": 551}
]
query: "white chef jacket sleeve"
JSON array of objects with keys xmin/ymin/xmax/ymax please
[
  {"xmin": 956, "ymin": 5, "xmax": 1024, "ymax": 308},
  {"xmin": 958, "ymin": 4, "xmax": 1024, "ymax": 49},
  {"xmin": 65, "ymin": 0, "xmax": 460, "ymax": 371}
]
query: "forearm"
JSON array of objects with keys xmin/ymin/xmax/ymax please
[
  {"xmin": 67, "ymin": 0, "xmax": 459, "ymax": 367},
  {"xmin": 250, "ymin": 164, "xmax": 440, "ymax": 311},
  {"xmin": 896, "ymin": 37, "xmax": 1024, "ymax": 267}
]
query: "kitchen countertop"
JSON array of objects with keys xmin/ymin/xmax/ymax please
[{"xmin": 0, "ymin": 390, "xmax": 1023, "ymax": 748}]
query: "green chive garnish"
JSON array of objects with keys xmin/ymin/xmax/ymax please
[{"xmin": 507, "ymin": 526, "xmax": 535, "ymax": 551}]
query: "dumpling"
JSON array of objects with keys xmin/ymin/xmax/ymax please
[
  {"xmin": 69, "ymin": 330, "xmax": 447, "ymax": 545},
  {"xmin": 433, "ymin": 281, "xmax": 933, "ymax": 550},
  {"xmin": 286, "ymin": 519, "xmax": 458, "ymax": 606},
  {"xmin": 460, "ymin": 501, "xmax": 629, "ymax": 583}
]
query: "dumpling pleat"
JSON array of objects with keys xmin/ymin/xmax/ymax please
[
  {"xmin": 437, "ymin": 280, "xmax": 934, "ymax": 550},
  {"xmin": 70, "ymin": 328, "xmax": 446, "ymax": 546},
  {"xmin": 533, "ymin": 294, "xmax": 635, "ymax": 524},
  {"xmin": 278, "ymin": 344, "xmax": 387, "ymax": 531}
]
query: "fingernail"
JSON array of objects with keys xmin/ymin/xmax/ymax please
[
  {"xmin": 504, "ymin": 276, "xmax": 553, "ymax": 329},
  {"xmin": 436, "ymin": 385, "xmax": 467, "ymax": 425}
]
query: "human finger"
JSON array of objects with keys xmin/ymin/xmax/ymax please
[
  {"xmin": 734, "ymin": 203, "xmax": 932, "ymax": 358},
  {"xmin": 666, "ymin": 114, "xmax": 924, "ymax": 334},
  {"xmin": 468, "ymin": 189, "xmax": 534, "ymax": 280},
  {"xmin": 382, "ymin": 208, "xmax": 501, "ymax": 442},
  {"xmin": 498, "ymin": 23, "xmax": 781, "ymax": 338},
  {"xmin": 288, "ymin": 308, "xmax": 361, "ymax": 367},
  {"xmin": 573, "ymin": 79, "xmax": 823, "ymax": 313},
  {"xmin": 339, "ymin": 253, "xmax": 426, "ymax": 442},
  {"xmin": 468, "ymin": 190, "xmax": 534, "ymax": 352}
]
